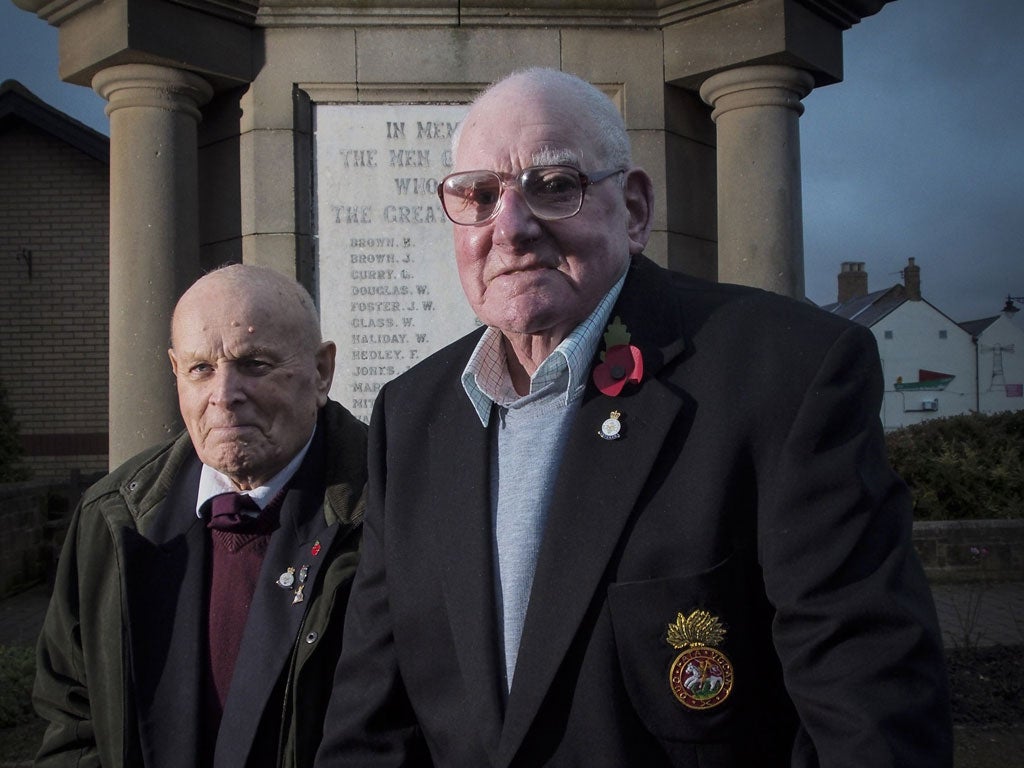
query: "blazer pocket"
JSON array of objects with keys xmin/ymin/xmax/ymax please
[{"xmin": 607, "ymin": 558, "xmax": 754, "ymax": 743}]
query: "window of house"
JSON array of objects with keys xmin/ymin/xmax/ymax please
[
  {"xmin": 884, "ymin": 330, "xmax": 893, "ymax": 339},
  {"xmin": 939, "ymin": 330, "xmax": 947, "ymax": 339}
]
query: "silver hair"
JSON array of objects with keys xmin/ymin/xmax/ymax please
[{"xmin": 452, "ymin": 68, "xmax": 632, "ymax": 171}]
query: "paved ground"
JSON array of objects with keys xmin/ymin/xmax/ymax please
[
  {"xmin": 931, "ymin": 580, "xmax": 1024, "ymax": 649},
  {"xmin": 3, "ymin": 579, "xmax": 1023, "ymax": 650}
]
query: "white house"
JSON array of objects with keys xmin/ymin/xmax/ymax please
[
  {"xmin": 960, "ymin": 305, "xmax": 1024, "ymax": 415},
  {"xmin": 820, "ymin": 259, "xmax": 1023, "ymax": 429}
]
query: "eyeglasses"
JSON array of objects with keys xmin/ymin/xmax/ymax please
[{"xmin": 437, "ymin": 165, "xmax": 624, "ymax": 226}]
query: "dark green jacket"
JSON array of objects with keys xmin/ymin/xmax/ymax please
[{"xmin": 33, "ymin": 400, "xmax": 367, "ymax": 768}]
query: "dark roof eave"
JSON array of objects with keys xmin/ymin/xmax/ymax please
[{"xmin": 0, "ymin": 79, "xmax": 109, "ymax": 163}]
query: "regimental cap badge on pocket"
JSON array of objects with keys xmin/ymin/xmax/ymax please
[{"xmin": 666, "ymin": 609, "xmax": 735, "ymax": 711}]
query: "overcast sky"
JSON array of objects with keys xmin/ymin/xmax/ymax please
[
  {"xmin": 801, "ymin": 0, "xmax": 1024, "ymax": 322},
  {"xmin": 3, "ymin": 0, "xmax": 1022, "ymax": 323}
]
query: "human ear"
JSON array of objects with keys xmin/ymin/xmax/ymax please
[
  {"xmin": 314, "ymin": 341, "xmax": 336, "ymax": 406},
  {"xmin": 623, "ymin": 168, "xmax": 654, "ymax": 254}
]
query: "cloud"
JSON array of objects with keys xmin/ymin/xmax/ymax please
[{"xmin": 802, "ymin": 0, "xmax": 1024, "ymax": 322}]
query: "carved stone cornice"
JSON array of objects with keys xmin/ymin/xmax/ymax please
[
  {"xmin": 11, "ymin": 0, "xmax": 256, "ymax": 87},
  {"xmin": 12, "ymin": 0, "xmax": 894, "ymax": 31},
  {"xmin": 796, "ymin": 0, "xmax": 890, "ymax": 29},
  {"xmin": 13, "ymin": 0, "xmax": 257, "ymax": 25},
  {"xmin": 9, "ymin": 0, "xmax": 895, "ymax": 90},
  {"xmin": 662, "ymin": 0, "xmax": 895, "ymax": 88},
  {"xmin": 251, "ymin": 0, "xmax": 892, "ymax": 28}
]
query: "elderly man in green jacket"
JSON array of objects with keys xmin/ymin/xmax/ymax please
[{"xmin": 33, "ymin": 264, "xmax": 367, "ymax": 768}]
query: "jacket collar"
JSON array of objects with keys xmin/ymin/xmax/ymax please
[{"xmin": 120, "ymin": 400, "xmax": 367, "ymax": 540}]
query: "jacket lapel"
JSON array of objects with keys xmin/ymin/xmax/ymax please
[
  {"xmin": 497, "ymin": 257, "xmax": 694, "ymax": 761},
  {"xmin": 123, "ymin": 456, "xmax": 206, "ymax": 768},
  {"xmin": 214, "ymin": 432, "xmax": 337, "ymax": 768},
  {"xmin": 431, "ymin": 370, "xmax": 507, "ymax": 761}
]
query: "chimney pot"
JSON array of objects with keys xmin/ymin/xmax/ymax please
[
  {"xmin": 838, "ymin": 262, "xmax": 868, "ymax": 303},
  {"xmin": 904, "ymin": 258, "xmax": 921, "ymax": 301}
]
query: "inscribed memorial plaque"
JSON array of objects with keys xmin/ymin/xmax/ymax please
[{"xmin": 315, "ymin": 104, "xmax": 477, "ymax": 422}]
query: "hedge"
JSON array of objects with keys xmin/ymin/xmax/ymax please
[
  {"xmin": 0, "ymin": 646, "xmax": 36, "ymax": 728},
  {"xmin": 0, "ymin": 381, "xmax": 29, "ymax": 482},
  {"xmin": 885, "ymin": 410, "xmax": 1024, "ymax": 521}
]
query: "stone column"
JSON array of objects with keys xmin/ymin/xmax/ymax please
[
  {"xmin": 93, "ymin": 64, "xmax": 213, "ymax": 467},
  {"xmin": 700, "ymin": 65, "xmax": 815, "ymax": 298}
]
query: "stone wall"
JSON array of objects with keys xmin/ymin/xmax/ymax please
[
  {"xmin": 4, "ymin": 470, "xmax": 1020, "ymax": 593},
  {"xmin": 0, "ymin": 471, "xmax": 94, "ymax": 595},
  {"xmin": 913, "ymin": 519, "xmax": 1024, "ymax": 583}
]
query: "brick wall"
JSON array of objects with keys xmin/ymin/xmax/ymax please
[{"xmin": 0, "ymin": 122, "xmax": 109, "ymax": 480}]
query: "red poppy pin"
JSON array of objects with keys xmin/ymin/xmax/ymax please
[{"xmin": 593, "ymin": 316, "xmax": 644, "ymax": 397}]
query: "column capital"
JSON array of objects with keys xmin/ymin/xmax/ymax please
[
  {"xmin": 699, "ymin": 65, "xmax": 815, "ymax": 122},
  {"xmin": 92, "ymin": 64, "xmax": 214, "ymax": 121}
]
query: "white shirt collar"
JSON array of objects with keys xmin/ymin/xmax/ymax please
[
  {"xmin": 194, "ymin": 426, "xmax": 316, "ymax": 517},
  {"xmin": 461, "ymin": 268, "xmax": 627, "ymax": 427}
]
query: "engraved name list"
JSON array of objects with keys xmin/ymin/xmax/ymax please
[{"xmin": 315, "ymin": 104, "xmax": 477, "ymax": 422}]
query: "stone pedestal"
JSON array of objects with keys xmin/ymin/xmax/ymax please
[
  {"xmin": 700, "ymin": 65, "xmax": 815, "ymax": 299},
  {"xmin": 93, "ymin": 64, "xmax": 212, "ymax": 466}
]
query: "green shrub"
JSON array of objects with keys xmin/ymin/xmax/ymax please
[
  {"xmin": 0, "ymin": 645, "xmax": 37, "ymax": 728},
  {"xmin": 886, "ymin": 411, "xmax": 1024, "ymax": 520},
  {"xmin": 0, "ymin": 380, "xmax": 30, "ymax": 482}
]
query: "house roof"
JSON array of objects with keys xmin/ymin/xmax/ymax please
[
  {"xmin": 820, "ymin": 285, "xmax": 907, "ymax": 327},
  {"xmin": 821, "ymin": 279, "xmax": 973, "ymax": 333},
  {"xmin": 958, "ymin": 316, "xmax": 999, "ymax": 338},
  {"xmin": 0, "ymin": 79, "xmax": 108, "ymax": 163}
]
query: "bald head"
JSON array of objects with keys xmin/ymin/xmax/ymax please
[
  {"xmin": 171, "ymin": 264, "xmax": 322, "ymax": 352},
  {"xmin": 168, "ymin": 264, "xmax": 335, "ymax": 489}
]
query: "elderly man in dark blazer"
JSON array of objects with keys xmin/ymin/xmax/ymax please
[
  {"xmin": 34, "ymin": 264, "xmax": 368, "ymax": 768},
  {"xmin": 315, "ymin": 68, "xmax": 951, "ymax": 767}
]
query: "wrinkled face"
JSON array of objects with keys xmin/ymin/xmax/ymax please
[
  {"xmin": 451, "ymin": 82, "xmax": 650, "ymax": 340},
  {"xmin": 168, "ymin": 275, "xmax": 334, "ymax": 490}
]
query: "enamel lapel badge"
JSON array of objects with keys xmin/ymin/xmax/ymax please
[
  {"xmin": 276, "ymin": 567, "xmax": 296, "ymax": 589},
  {"xmin": 599, "ymin": 410, "xmax": 623, "ymax": 440},
  {"xmin": 666, "ymin": 609, "xmax": 734, "ymax": 710},
  {"xmin": 276, "ymin": 563, "xmax": 310, "ymax": 605}
]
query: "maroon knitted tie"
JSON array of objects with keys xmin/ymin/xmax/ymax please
[
  {"xmin": 204, "ymin": 492, "xmax": 281, "ymax": 741},
  {"xmin": 208, "ymin": 491, "xmax": 261, "ymax": 531}
]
